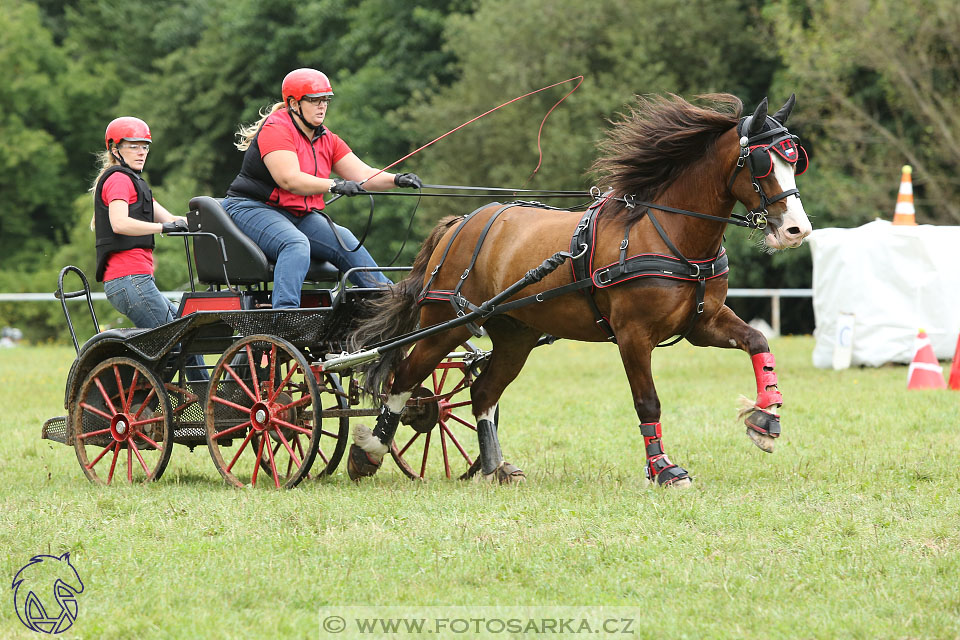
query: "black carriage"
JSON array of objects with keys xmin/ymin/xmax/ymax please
[{"xmin": 41, "ymin": 197, "xmax": 488, "ymax": 487}]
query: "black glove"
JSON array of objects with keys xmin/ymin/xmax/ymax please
[
  {"xmin": 330, "ymin": 178, "xmax": 364, "ymax": 196},
  {"xmin": 394, "ymin": 172, "xmax": 422, "ymax": 189},
  {"xmin": 161, "ymin": 219, "xmax": 189, "ymax": 234}
]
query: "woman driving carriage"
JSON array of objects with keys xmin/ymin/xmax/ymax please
[
  {"xmin": 222, "ymin": 67, "xmax": 423, "ymax": 308},
  {"xmin": 91, "ymin": 116, "xmax": 208, "ymax": 382}
]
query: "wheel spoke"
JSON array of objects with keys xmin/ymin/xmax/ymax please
[
  {"xmin": 127, "ymin": 445, "xmax": 133, "ymax": 483},
  {"xmin": 274, "ymin": 428, "xmax": 303, "ymax": 470},
  {"xmin": 131, "ymin": 388, "xmax": 157, "ymax": 420},
  {"xmin": 107, "ymin": 443, "xmax": 120, "ymax": 483},
  {"xmin": 245, "ymin": 345, "xmax": 262, "ymax": 402},
  {"xmin": 222, "ymin": 362, "xmax": 258, "ymax": 404},
  {"xmin": 130, "ymin": 440, "xmax": 151, "ymax": 475},
  {"xmin": 440, "ymin": 422, "xmax": 473, "ymax": 464},
  {"xmin": 445, "ymin": 400, "xmax": 473, "ymax": 409},
  {"xmin": 398, "ymin": 431, "xmax": 421, "ymax": 457},
  {"xmin": 274, "ymin": 395, "xmax": 313, "ymax": 412},
  {"xmin": 419, "ymin": 430, "xmax": 432, "ymax": 478},
  {"xmin": 266, "ymin": 344, "xmax": 278, "ymax": 400},
  {"xmin": 211, "ymin": 394, "xmax": 251, "ymax": 413},
  {"xmin": 93, "ymin": 377, "xmax": 119, "ymax": 415},
  {"xmin": 214, "ymin": 420, "xmax": 252, "ymax": 440},
  {"xmin": 130, "ymin": 415, "xmax": 165, "ymax": 428},
  {"xmin": 320, "ymin": 429, "xmax": 340, "ymax": 439},
  {"xmin": 271, "ymin": 417, "xmax": 312, "ymax": 436},
  {"xmin": 76, "ymin": 426, "xmax": 112, "ymax": 440},
  {"xmin": 439, "ymin": 426, "xmax": 451, "ymax": 478},
  {"xmin": 226, "ymin": 430, "xmax": 255, "ymax": 472},
  {"xmin": 265, "ymin": 432, "xmax": 281, "ymax": 488},
  {"xmin": 113, "ymin": 365, "xmax": 128, "ymax": 412},
  {"xmin": 124, "ymin": 369, "xmax": 140, "ymax": 414},
  {"xmin": 275, "ymin": 360, "xmax": 300, "ymax": 397},
  {"xmin": 79, "ymin": 402, "xmax": 113, "ymax": 422},
  {"xmin": 133, "ymin": 431, "xmax": 160, "ymax": 450},
  {"xmin": 447, "ymin": 412, "xmax": 478, "ymax": 430},
  {"xmin": 87, "ymin": 440, "xmax": 117, "ymax": 469},
  {"xmin": 251, "ymin": 432, "xmax": 267, "ymax": 486},
  {"xmin": 436, "ymin": 365, "xmax": 450, "ymax": 395}
]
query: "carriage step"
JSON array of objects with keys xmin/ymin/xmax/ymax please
[{"xmin": 41, "ymin": 416, "xmax": 68, "ymax": 445}]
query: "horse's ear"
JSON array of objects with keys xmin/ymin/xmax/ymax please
[
  {"xmin": 772, "ymin": 94, "xmax": 796, "ymax": 125},
  {"xmin": 747, "ymin": 98, "xmax": 768, "ymax": 137}
]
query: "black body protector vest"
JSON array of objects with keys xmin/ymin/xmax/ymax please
[{"xmin": 94, "ymin": 165, "xmax": 155, "ymax": 282}]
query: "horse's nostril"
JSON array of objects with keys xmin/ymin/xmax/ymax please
[{"xmin": 787, "ymin": 226, "xmax": 801, "ymax": 236}]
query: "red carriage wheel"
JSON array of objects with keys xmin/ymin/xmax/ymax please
[
  {"xmin": 205, "ymin": 335, "xmax": 321, "ymax": 488},
  {"xmin": 71, "ymin": 357, "xmax": 173, "ymax": 485},
  {"xmin": 390, "ymin": 344, "xmax": 485, "ymax": 480},
  {"xmin": 251, "ymin": 369, "xmax": 349, "ymax": 478}
]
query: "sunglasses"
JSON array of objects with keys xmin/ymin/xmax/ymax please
[
  {"xmin": 301, "ymin": 96, "xmax": 332, "ymax": 106},
  {"xmin": 120, "ymin": 143, "xmax": 151, "ymax": 152}
]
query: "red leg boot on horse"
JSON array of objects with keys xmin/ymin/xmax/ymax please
[{"xmin": 739, "ymin": 352, "xmax": 782, "ymax": 453}]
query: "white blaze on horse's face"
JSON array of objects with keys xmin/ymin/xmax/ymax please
[{"xmin": 765, "ymin": 155, "xmax": 812, "ymax": 250}]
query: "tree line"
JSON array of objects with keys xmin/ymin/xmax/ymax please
[{"xmin": 2, "ymin": 0, "xmax": 957, "ymax": 341}]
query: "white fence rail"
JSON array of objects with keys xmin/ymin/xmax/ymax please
[{"xmin": 1, "ymin": 288, "xmax": 814, "ymax": 334}]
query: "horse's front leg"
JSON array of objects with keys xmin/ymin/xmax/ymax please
[
  {"xmin": 616, "ymin": 328, "xmax": 693, "ymax": 488},
  {"xmin": 686, "ymin": 305, "xmax": 782, "ymax": 453}
]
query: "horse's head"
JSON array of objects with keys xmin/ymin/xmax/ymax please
[{"xmin": 728, "ymin": 95, "xmax": 812, "ymax": 250}]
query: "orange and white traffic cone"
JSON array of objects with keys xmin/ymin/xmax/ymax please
[
  {"xmin": 947, "ymin": 332, "xmax": 960, "ymax": 390},
  {"xmin": 892, "ymin": 165, "xmax": 917, "ymax": 225},
  {"xmin": 907, "ymin": 329, "xmax": 945, "ymax": 389}
]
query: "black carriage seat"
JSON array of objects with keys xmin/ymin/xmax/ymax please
[{"xmin": 186, "ymin": 196, "xmax": 340, "ymax": 286}]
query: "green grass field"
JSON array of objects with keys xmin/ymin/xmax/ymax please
[{"xmin": 1, "ymin": 337, "xmax": 958, "ymax": 639}]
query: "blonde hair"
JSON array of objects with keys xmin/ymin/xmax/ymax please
[
  {"xmin": 235, "ymin": 102, "xmax": 286, "ymax": 151},
  {"xmin": 89, "ymin": 150, "xmax": 120, "ymax": 230}
]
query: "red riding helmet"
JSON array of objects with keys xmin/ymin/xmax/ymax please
[
  {"xmin": 282, "ymin": 68, "xmax": 334, "ymax": 102},
  {"xmin": 104, "ymin": 117, "xmax": 152, "ymax": 149}
]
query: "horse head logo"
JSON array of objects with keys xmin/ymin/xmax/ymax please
[{"xmin": 11, "ymin": 553, "xmax": 84, "ymax": 634}]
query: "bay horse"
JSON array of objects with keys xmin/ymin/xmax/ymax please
[{"xmin": 346, "ymin": 93, "xmax": 811, "ymax": 487}]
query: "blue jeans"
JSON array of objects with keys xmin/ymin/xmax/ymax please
[
  {"xmin": 222, "ymin": 197, "xmax": 391, "ymax": 309},
  {"xmin": 104, "ymin": 274, "xmax": 209, "ymax": 382}
]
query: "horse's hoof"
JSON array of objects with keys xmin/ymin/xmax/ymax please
[
  {"xmin": 347, "ymin": 444, "xmax": 383, "ymax": 481},
  {"xmin": 476, "ymin": 462, "xmax": 525, "ymax": 485},
  {"xmin": 746, "ymin": 427, "xmax": 776, "ymax": 453},
  {"xmin": 665, "ymin": 476, "xmax": 693, "ymax": 489}
]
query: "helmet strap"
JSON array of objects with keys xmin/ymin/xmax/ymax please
[
  {"xmin": 289, "ymin": 101, "xmax": 326, "ymax": 140},
  {"xmin": 110, "ymin": 144, "xmax": 141, "ymax": 174}
]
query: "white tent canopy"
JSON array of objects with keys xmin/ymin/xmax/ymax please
[{"xmin": 808, "ymin": 220, "xmax": 960, "ymax": 368}]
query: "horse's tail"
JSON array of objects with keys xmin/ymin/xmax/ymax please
[{"xmin": 347, "ymin": 215, "xmax": 463, "ymax": 396}]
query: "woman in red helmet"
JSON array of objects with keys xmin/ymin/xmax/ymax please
[
  {"xmin": 223, "ymin": 68, "xmax": 422, "ymax": 308},
  {"xmin": 91, "ymin": 116, "xmax": 207, "ymax": 381}
]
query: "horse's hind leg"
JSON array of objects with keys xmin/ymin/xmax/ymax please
[
  {"xmin": 686, "ymin": 305, "xmax": 782, "ymax": 453},
  {"xmin": 348, "ymin": 326, "xmax": 473, "ymax": 480},
  {"xmin": 469, "ymin": 318, "xmax": 542, "ymax": 484},
  {"xmin": 615, "ymin": 328, "xmax": 693, "ymax": 488}
]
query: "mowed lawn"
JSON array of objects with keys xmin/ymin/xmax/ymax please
[{"xmin": 1, "ymin": 336, "xmax": 958, "ymax": 639}]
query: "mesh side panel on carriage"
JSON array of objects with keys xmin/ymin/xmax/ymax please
[
  {"xmin": 42, "ymin": 416, "xmax": 68, "ymax": 444},
  {"xmin": 167, "ymin": 381, "xmax": 209, "ymax": 445},
  {"xmin": 214, "ymin": 309, "xmax": 338, "ymax": 345}
]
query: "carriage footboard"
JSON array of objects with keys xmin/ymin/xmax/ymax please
[{"xmin": 41, "ymin": 416, "xmax": 68, "ymax": 445}]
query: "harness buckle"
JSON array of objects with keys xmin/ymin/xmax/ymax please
[
  {"xmin": 595, "ymin": 269, "xmax": 612, "ymax": 286},
  {"xmin": 589, "ymin": 185, "xmax": 602, "ymax": 199},
  {"xmin": 697, "ymin": 301, "xmax": 705, "ymax": 314},
  {"xmin": 571, "ymin": 243, "xmax": 589, "ymax": 260},
  {"xmin": 690, "ymin": 263, "xmax": 701, "ymax": 278},
  {"xmin": 460, "ymin": 269, "xmax": 470, "ymax": 280},
  {"xmin": 623, "ymin": 194, "xmax": 636, "ymax": 209},
  {"xmin": 430, "ymin": 265, "xmax": 439, "ymax": 276},
  {"xmin": 620, "ymin": 238, "xmax": 629, "ymax": 251}
]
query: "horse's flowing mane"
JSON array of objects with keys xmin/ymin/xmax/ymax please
[{"xmin": 591, "ymin": 93, "xmax": 743, "ymax": 220}]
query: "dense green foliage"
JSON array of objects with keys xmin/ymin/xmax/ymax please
[{"xmin": 3, "ymin": 0, "xmax": 957, "ymax": 340}]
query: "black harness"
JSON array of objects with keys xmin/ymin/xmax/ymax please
[{"xmin": 416, "ymin": 115, "xmax": 806, "ymax": 347}]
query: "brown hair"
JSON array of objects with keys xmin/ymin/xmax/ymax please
[{"xmin": 591, "ymin": 93, "xmax": 743, "ymax": 222}]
